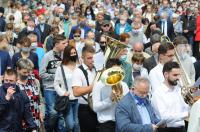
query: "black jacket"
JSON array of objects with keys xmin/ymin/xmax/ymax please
[
  {"xmin": 0, "ymin": 17, "xmax": 6, "ymax": 32},
  {"xmin": 0, "ymin": 85, "xmax": 37, "ymax": 132},
  {"xmin": 181, "ymin": 15, "xmax": 196, "ymax": 37},
  {"xmin": 36, "ymin": 23, "xmax": 51, "ymax": 44},
  {"xmin": 157, "ymin": 20, "xmax": 175, "ymax": 41},
  {"xmin": 194, "ymin": 61, "xmax": 200, "ymax": 81},
  {"xmin": 143, "ymin": 55, "xmax": 157, "ymax": 73}
]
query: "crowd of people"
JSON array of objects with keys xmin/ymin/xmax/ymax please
[{"xmin": 0, "ymin": 0, "xmax": 200, "ymax": 132}]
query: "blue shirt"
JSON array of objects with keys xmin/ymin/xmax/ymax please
[
  {"xmin": 131, "ymin": 93, "xmax": 151, "ymax": 125},
  {"xmin": 35, "ymin": 47, "xmax": 45, "ymax": 68}
]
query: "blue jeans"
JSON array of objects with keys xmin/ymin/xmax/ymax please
[
  {"xmin": 65, "ymin": 100, "xmax": 80, "ymax": 132},
  {"xmin": 188, "ymin": 36, "xmax": 194, "ymax": 47},
  {"xmin": 44, "ymin": 89, "xmax": 65, "ymax": 132}
]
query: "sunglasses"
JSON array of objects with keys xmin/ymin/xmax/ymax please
[
  {"xmin": 103, "ymin": 24, "xmax": 110, "ymax": 27},
  {"xmin": 74, "ymin": 35, "xmax": 80, "ymax": 37}
]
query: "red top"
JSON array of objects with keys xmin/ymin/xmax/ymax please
[{"xmin": 195, "ymin": 15, "xmax": 200, "ymax": 41}]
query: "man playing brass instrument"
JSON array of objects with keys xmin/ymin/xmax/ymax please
[{"xmin": 92, "ymin": 58, "xmax": 129, "ymax": 132}]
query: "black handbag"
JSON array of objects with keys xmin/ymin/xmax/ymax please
[{"xmin": 54, "ymin": 65, "xmax": 70, "ymax": 115}]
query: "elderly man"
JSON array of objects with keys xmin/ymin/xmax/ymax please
[
  {"xmin": 157, "ymin": 11, "xmax": 174, "ymax": 40},
  {"xmin": 174, "ymin": 36, "xmax": 196, "ymax": 84},
  {"xmin": 127, "ymin": 42, "xmax": 150, "ymax": 63},
  {"xmin": 129, "ymin": 17, "xmax": 148, "ymax": 45},
  {"xmin": 115, "ymin": 76, "xmax": 160, "ymax": 132}
]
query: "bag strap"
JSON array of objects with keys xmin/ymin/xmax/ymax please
[
  {"xmin": 78, "ymin": 65, "xmax": 89, "ymax": 102},
  {"xmin": 78, "ymin": 65, "xmax": 89, "ymax": 86},
  {"xmin": 61, "ymin": 65, "xmax": 68, "ymax": 91}
]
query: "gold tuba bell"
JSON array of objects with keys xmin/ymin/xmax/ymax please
[
  {"xmin": 161, "ymin": 35, "xmax": 195, "ymax": 106},
  {"xmin": 101, "ymin": 66, "xmax": 125, "ymax": 102}
]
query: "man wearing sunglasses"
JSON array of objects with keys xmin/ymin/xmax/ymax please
[
  {"xmin": 0, "ymin": 69, "xmax": 37, "ymax": 132},
  {"xmin": 96, "ymin": 20, "xmax": 116, "ymax": 41}
]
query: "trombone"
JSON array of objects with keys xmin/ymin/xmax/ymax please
[{"xmin": 161, "ymin": 35, "xmax": 195, "ymax": 106}]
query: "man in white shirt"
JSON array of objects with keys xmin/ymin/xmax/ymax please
[
  {"xmin": 72, "ymin": 45, "xmax": 98, "ymax": 132},
  {"xmin": 151, "ymin": 61, "xmax": 189, "ymax": 132},
  {"xmin": 149, "ymin": 42, "xmax": 174, "ymax": 92},
  {"xmin": 92, "ymin": 58, "xmax": 129, "ymax": 132}
]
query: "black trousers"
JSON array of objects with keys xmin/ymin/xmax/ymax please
[
  {"xmin": 158, "ymin": 126, "xmax": 186, "ymax": 132},
  {"xmin": 99, "ymin": 121, "xmax": 115, "ymax": 132},
  {"xmin": 78, "ymin": 104, "xmax": 98, "ymax": 132}
]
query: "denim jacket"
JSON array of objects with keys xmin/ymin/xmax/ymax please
[{"xmin": 115, "ymin": 23, "xmax": 132, "ymax": 35}]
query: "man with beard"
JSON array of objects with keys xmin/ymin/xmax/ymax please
[{"xmin": 151, "ymin": 61, "xmax": 189, "ymax": 132}]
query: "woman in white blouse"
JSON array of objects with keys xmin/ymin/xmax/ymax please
[{"xmin": 54, "ymin": 45, "xmax": 80, "ymax": 132}]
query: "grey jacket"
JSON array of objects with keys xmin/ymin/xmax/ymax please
[
  {"xmin": 40, "ymin": 50, "xmax": 62, "ymax": 89},
  {"xmin": 115, "ymin": 92, "xmax": 160, "ymax": 132}
]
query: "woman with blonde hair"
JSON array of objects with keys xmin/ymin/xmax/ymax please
[{"xmin": 16, "ymin": 58, "xmax": 44, "ymax": 131}]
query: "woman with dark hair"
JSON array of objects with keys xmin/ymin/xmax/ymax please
[
  {"xmin": 80, "ymin": 3, "xmax": 87, "ymax": 16},
  {"xmin": 145, "ymin": 22, "xmax": 158, "ymax": 40},
  {"xmin": 84, "ymin": 6, "xmax": 95, "ymax": 21},
  {"xmin": 54, "ymin": 45, "xmax": 80, "ymax": 132}
]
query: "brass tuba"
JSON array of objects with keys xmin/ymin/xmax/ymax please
[
  {"xmin": 101, "ymin": 66, "xmax": 125, "ymax": 102},
  {"xmin": 94, "ymin": 35, "xmax": 129, "ymax": 82},
  {"xmin": 88, "ymin": 36, "xmax": 129, "ymax": 109},
  {"xmin": 161, "ymin": 35, "xmax": 195, "ymax": 106}
]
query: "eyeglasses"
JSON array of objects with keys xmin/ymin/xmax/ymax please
[
  {"xmin": 164, "ymin": 54, "xmax": 174, "ymax": 58},
  {"xmin": 74, "ymin": 35, "xmax": 80, "ymax": 37},
  {"xmin": 103, "ymin": 24, "xmax": 110, "ymax": 27}
]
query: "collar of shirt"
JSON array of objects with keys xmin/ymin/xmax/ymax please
[
  {"xmin": 82, "ymin": 63, "xmax": 95, "ymax": 72},
  {"xmin": 130, "ymin": 92, "xmax": 147, "ymax": 106},
  {"xmin": 161, "ymin": 83, "xmax": 178, "ymax": 93},
  {"xmin": 157, "ymin": 63, "xmax": 164, "ymax": 70}
]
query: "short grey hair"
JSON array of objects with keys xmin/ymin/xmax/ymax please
[
  {"xmin": 132, "ymin": 76, "xmax": 150, "ymax": 89},
  {"xmin": 150, "ymin": 33, "xmax": 161, "ymax": 44}
]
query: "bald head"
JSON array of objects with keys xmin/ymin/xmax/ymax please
[{"xmin": 133, "ymin": 42, "xmax": 144, "ymax": 53}]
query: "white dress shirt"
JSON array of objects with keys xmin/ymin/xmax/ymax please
[
  {"xmin": 72, "ymin": 63, "xmax": 96, "ymax": 104},
  {"xmin": 93, "ymin": 50, "xmax": 105, "ymax": 71},
  {"xmin": 187, "ymin": 99, "xmax": 200, "ymax": 132},
  {"xmin": 151, "ymin": 83, "xmax": 189, "ymax": 127},
  {"xmin": 162, "ymin": 20, "xmax": 168, "ymax": 37},
  {"xmin": 149, "ymin": 63, "xmax": 164, "ymax": 93},
  {"xmin": 92, "ymin": 80, "xmax": 129, "ymax": 123},
  {"xmin": 75, "ymin": 41, "xmax": 85, "ymax": 58}
]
